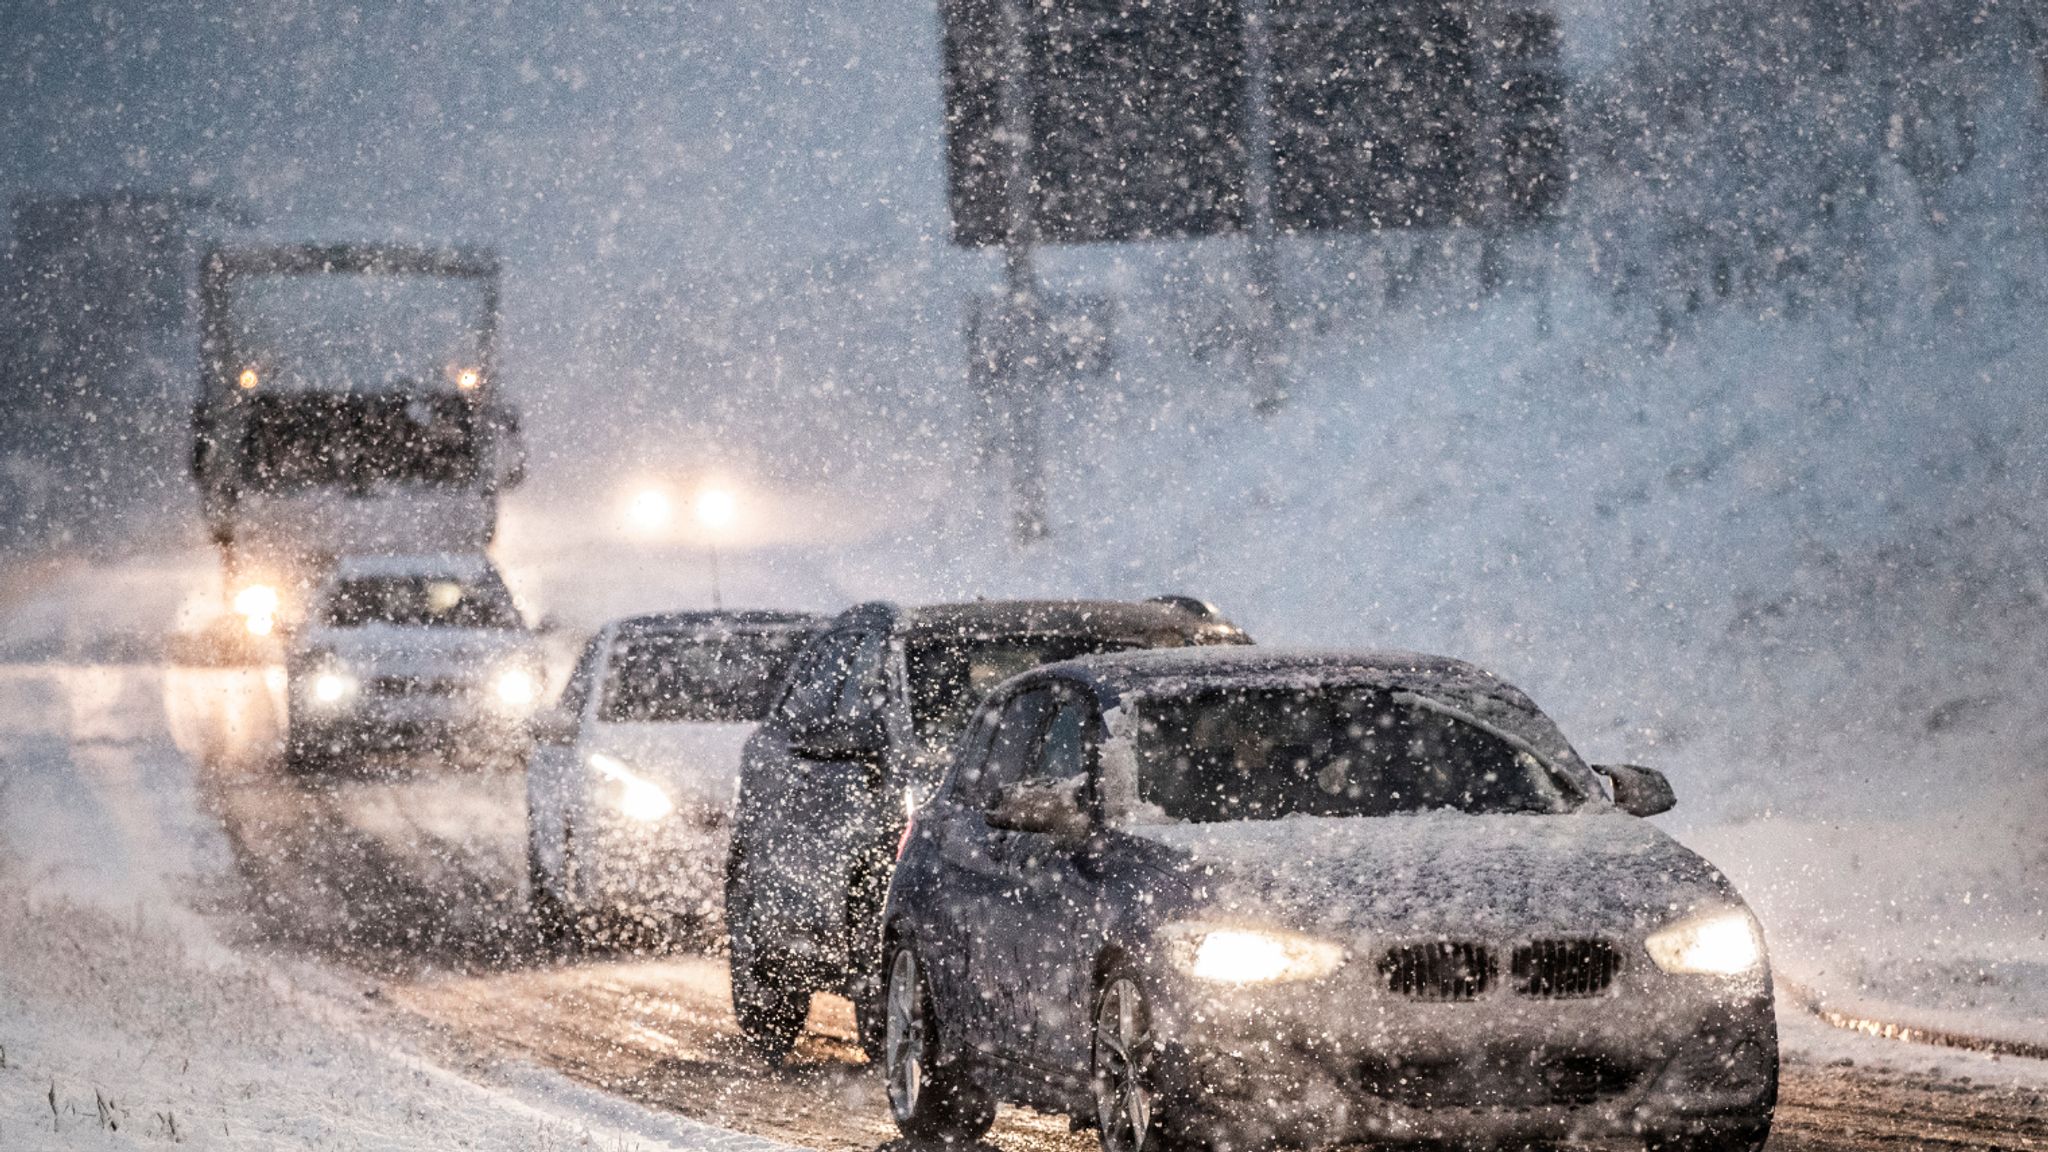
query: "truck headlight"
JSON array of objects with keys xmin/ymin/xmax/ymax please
[
  {"xmin": 233, "ymin": 583, "xmax": 281, "ymax": 635},
  {"xmin": 1646, "ymin": 908, "xmax": 1764, "ymax": 976},
  {"xmin": 587, "ymin": 753, "xmax": 674, "ymax": 824},
  {"xmin": 1163, "ymin": 924, "xmax": 1347, "ymax": 985},
  {"xmin": 492, "ymin": 666, "xmax": 539, "ymax": 709}
]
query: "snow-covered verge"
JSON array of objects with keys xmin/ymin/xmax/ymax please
[
  {"xmin": 1690, "ymin": 802, "xmax": 2048, "ymax": 1055},
  {"xmin": 0, "ymin": 662, "xmax": 796, "ymax": 1151}
]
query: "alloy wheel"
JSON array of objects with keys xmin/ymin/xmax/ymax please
[
  {"xmin": 1093, "ymin": 976, "xmax": 1155, "ymax": 1152},
  {"xmin": 884, "ymin": 947, "xmax": 926, "ymax": 1122}
]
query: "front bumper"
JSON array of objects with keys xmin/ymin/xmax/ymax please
[
  {"xmin": 1147, "ymin": 964, "xmax": 1777, "ymax": 1147},
  {"xmin": 291, "ymin": 678, "xmax": 532, "ymax": 749},
  {"xmin": 578, "ymin": 807, "xmax": 731, "ymax": 920}
]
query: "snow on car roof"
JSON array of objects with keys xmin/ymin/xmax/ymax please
[
  {"xmin": 613, "ymin": 610, "xmax": 826, "ymax": 638},
  {"xmin": 896, "ymin": 598, "xmax": 1245, "ymax": 641},
  {"xmin": 329, "ymin": 552, "xmax": 499, "ymax": 580}
]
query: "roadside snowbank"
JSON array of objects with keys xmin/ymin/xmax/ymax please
[{"xmin": 0, "ymin": 662, "xmax": 797, "ymax": 1151}]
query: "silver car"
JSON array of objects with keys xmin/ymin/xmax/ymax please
[
  {"xmin": 285, "ymin": 553, "xmax": 544, "ymax": 771},
  {"xmin": 525, "ymin": 610, "xmax": 823, "ymax": 944}
]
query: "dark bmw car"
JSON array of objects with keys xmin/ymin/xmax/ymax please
[
  {"xmin": 881, "ymin": 648, "xmax": 1777, "ymax": 1152},
  {"xmin": 724, "ymin": 597, "xmax": 1249, "ymax": 1060}
]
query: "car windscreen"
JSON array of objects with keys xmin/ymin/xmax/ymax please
[
  {"xmin": 1131, "ymin": 685, "xmax": 1578, "ymax": 822},
  {"xmin": 601, "ymin": 630, "xmax": 808, "ymax": 723},
  {"xmin": 906, "ymin": 633, "xmax": 1143, "ymax": 743},
  {"xmin": 321, "ymin": 574, "xmax": 521, "ymax": 629}
]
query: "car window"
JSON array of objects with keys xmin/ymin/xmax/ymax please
[
  {"xmin": 784, "ymin": 628, "xmax": 862, "ymax": 731},
  {"xmin": 833, "ymin": 629, "xmax": 889, "ymax": 721},
  {"xmin": 558, "ymin": 633, "xmax": 606, "ymax": 717},
  {"xmin": 956, "ymin": 688, "xmax": 1053, "ymax": 811},
  {"xmin": 1030, "ymin": 692, "xmax": 1094, "ymax": 783},
  {"xmin": 1131, "ymin": 686, "xmax": 1577, "ymax": 823},
  {"xmin": 904, "ymin": 632, "xmax": 1139, "ymax": 744},
  {"xmin": 600, "ymin": 629, "xmax": 808, "ymax": 723}
]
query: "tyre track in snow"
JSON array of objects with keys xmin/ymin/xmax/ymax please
[{"xmin": 164, "ymin": 665, "xmax": 2048, "ymax": 1152}]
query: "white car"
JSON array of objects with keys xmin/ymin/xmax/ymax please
[
  {"xmin": 525, "ymin": 610, "xmax": 824, "ymax": 942},
  {"xmin": 285, "ymin": 553, "xmax": 544, "ymax": 771}
]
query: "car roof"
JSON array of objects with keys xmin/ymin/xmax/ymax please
[
  {"xmin": 612, "ymin": 610, "xmax": 827, "ymax": 640},
  {"xmin": 1025, "ymin": 646, "xmax": 1587, "ymax": 770},
  {"xmin": 876, "ymin": 598, "xmax": 1247, "ymax": 643},
  {"xmin": 329, "ymin": 552, "xmax": 499, "ymax": 580}
]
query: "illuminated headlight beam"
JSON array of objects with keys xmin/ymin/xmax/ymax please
[
  {"xmin": 1164, "ymin": 925, "xmax": 1347, "ymax": 985},
  {"xmin": 1645, "ymin": 908, "xmax": 1764, "ymax": 976},
  {"xmin": 586, "ymin": 752, "xmax": 674, "ymax": 824}
]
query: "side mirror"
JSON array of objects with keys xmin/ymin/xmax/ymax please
[
  {"xmin": 986, "ymin": 778, "xmax": 1092, "ymax": 843},
  {"xmin": 528, "ymin": 708, "xmax": 579, "ymax": 746},
  {"xmin": 791, "ymin": 712, "xmax": 887, "ymax": 761},
  {"xmin": 1593, "ymin": 763, "xmax": 1677, "ymax": 817}
]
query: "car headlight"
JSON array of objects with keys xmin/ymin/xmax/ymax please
[
  {"xmin": 311, "ymin": 669, "xmax": 357, "ymax": 704},
  {"xmin": 587, "ymin": 753, "xmax": 674, "ymax": 823},
  {"xmin": 492, "ymin": 666, "xmax": 539, "ymax": 709},
  {"xmin": 1163, "ymin": 924, "xmax": 1347, "ymax": 984},
  {"xmin": 1645, "ymin": 908, "xmax": 1764, "ymax": 976}
]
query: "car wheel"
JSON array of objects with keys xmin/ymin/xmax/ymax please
[
  {"xmin": 730, "ymin": 948, "xmax": 809, "ymax": 1062},
  {"xmin": 882, "ymin": 941, "xmax": 995, "ymax": 1141},
  {"xmin": 725, "ymin": 861, "xmax": 809, "ymax": 1060},
  {"xmin": 1093, "ymin": 967, "xmax": 1210, "ymax": 1152}
]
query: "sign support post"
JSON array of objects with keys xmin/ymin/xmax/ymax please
[{"xmin": 1242, "ymin": 0, "xmax": 1288, "ymax": 414}]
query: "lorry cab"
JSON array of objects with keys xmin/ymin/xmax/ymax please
[{"xmin": 189, "ymin": 245, "xmax": 524, "ymax": 631}]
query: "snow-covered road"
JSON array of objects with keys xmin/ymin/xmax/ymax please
[{"xmin": 5, "ymin": 659, "xmax": 2048, "ymax": 1150}]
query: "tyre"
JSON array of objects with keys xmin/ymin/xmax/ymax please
[
  {"xmin": 1092, "ymin": 965, "xmax": 1206, "ymax": 1152},
  {"xmin": 882, "ymin": 941, "xmax": 995, "ymax": 1142},
  {"xmin": 730, "ymin": 947, "xmax": 809, "ymax": 1063},
  {"xmin": 725, "ymin": 859, "xmax": 809, "ymax": 1062}
]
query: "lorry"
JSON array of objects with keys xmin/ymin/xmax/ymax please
[{"xmin": 188, "ymin": 245, "xmax": 524, "ymax": 636}]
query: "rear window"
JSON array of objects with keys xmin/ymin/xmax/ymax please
[
  {"xmin": 1132, "ymin": 686, "xmax": 1577, "ymax": 823},
  {"xmin": 905, "ymin": 633, "xmax": 1142, "ymax": 743},
  {"xmin": 321, "ymin": 574, "xmax": 521, "ymax": 629},
  {"xmin": 601, "ymin": 630, "xmax": 808, "ymax": 723}
]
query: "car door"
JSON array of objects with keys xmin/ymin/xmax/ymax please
[
  {"xmin": 829, "ymin": 626, "xmax": 897, "ymax": 990},
  {"xmin": 955, "ymin": 686, "xmax": 1057, "ymax": 1057},
  {"xmin": 737, "ymin": 626, "xmax": 869, "ymax": 966},
  {"xmin": 999, "ymin": 685, "xmax": 1107, "ymax": 1080}
]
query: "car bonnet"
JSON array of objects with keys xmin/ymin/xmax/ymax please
[{"xmin": 1124, "ymin": 811, "xmax": 1737, "ymax": 941}]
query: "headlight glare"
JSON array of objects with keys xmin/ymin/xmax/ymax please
[
  {"xmin": 311, "ymin": 670, "xmax": 356, "ymax": 704},
  {"xmin": 587, "ymin": 753, "xmax": 674, "ymax": 824},
  {"xmin": 1165, "ymin": 925, "xmax": 1346, "ymax": 984},
  {"xmin": 493, "ymin": 666, "xmax": 539, "ymax": 709},
  {"xmin": 1646, "ymin": 908, "xmax": 1764, "ymax": 976}
]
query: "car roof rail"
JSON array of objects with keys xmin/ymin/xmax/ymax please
[{"xmin": 1147, "ymin": 594, "xmax": 1225, "ymax": 621}]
